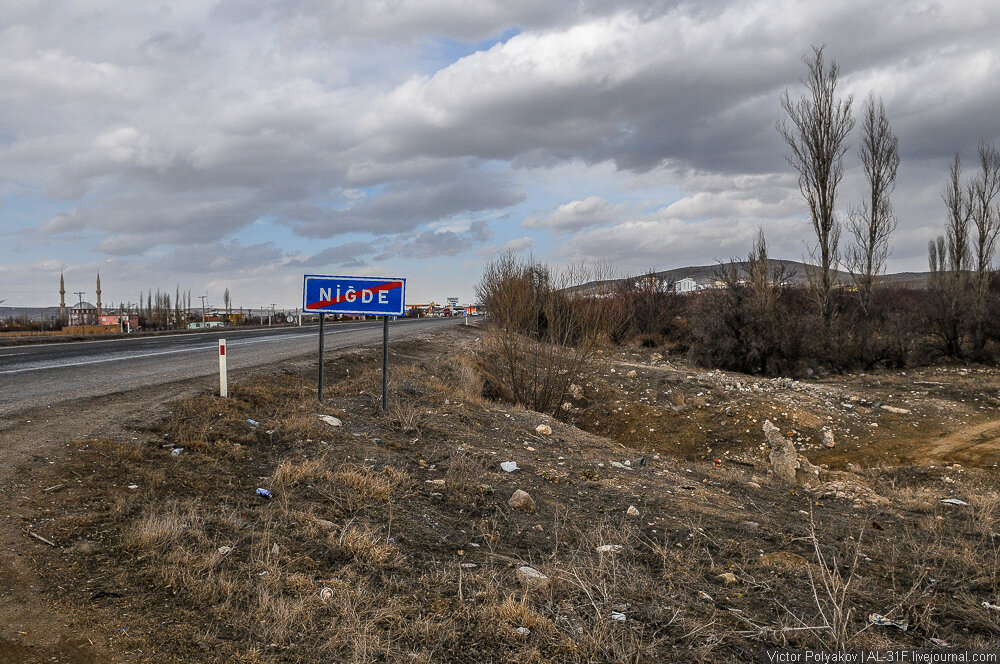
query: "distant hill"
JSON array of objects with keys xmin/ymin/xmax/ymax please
[{"xmin": 566, "ymin": 259, "xmax": 931, "ymax": 295}]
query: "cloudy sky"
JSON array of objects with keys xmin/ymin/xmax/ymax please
[{"xmin": 1, "ymin": 0, "xmax": 998, "ymax": 309}]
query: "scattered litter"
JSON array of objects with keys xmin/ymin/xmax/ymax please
[
  {"xmin": 171, "ymin": 448, "xmax": 184, "ymax": 456},
  {"xmin": 881, "ymin": 405, "xmax": 911, "ymax": 415},
  {"xmin": 868, "ymin": 613, "xmax": 908, "ymax": 631},
  {"xmin": 460, "ymin": 563, "xmax": 478, "ymax": 568},
  {"xmin": 425, "ymin": 479, "xmax": 446, "ymax": 487},
  {"xmin": 256, "ymin": 488, "xmax": 272, "ymax": 499},
  {"xmin": 535, "ymin": 424, "xmax": 552, "ymax": 436},
  {"xmin": 127, "ymin": 485, "xmax": 138, "ymax": 490},
  {"xmin": 596, "ymin": 544, "xmax": 624, "ymax": 554},
  {"xmin": 697, "ymin": 591, "xmax": 713, "ymax": 602},
  {"xmin": 941, "ymin": 498, "xmax": 969, "ymax": 506},
  {"xmin": 929, "ymin": 638, "xmax": 952, "ymax": 648},
  {"xmin": 626, "ymin": 505, "xmax": 640, "ymax": 517},
  {"xmin": 611, "ymin": 611, "xmax": 626, "ymax": 622},
  {"xmin": 610, "ymin": 462, "xmax": 634, "ymax": 471},
  {"xmin": 514, "ymin": 626, "xmax": 531, "ymax": 636},
  {"xmin": 500, "ymin": 461, "xmax": 519, "ymax": 473},
  {"xmin": 318, "ymin": 415, "xmax": 342, "ymax": 427},
  {"xmin": 217, "ymin": 545, "xmax": 233, "ymax": 556},
  {"xmin": 982, "ymin": 601, "xmax": 1000, "ymax": 611},
  {"xmin": 246, "ymin": 419, "xmax": 260, "ymax": 427},
  {"xmin": 42, "ymin": 483, "xmax": 65, "ymax": 493}
]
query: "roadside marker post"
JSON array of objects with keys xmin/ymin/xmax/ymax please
[
  {"xmin": 303, "ymin": 274, "xmax": 406, "ymax": 412},
  {"xmin": 219, "ymin": 339, "xmax": 228, "ymax": 398}
]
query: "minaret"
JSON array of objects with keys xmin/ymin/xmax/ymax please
[
  {"xmin": 96, "ymin": 273, "xmax": 102, "ymax": 318},
  {"xmin": 59, "ymin": 273, "xmax": 66, "ymax": 324}
]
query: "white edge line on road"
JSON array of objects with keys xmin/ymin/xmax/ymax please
[
  {"xmin": 0, "ymin": 317, "xmax": 424, "ymax": 352},
  {"xmin": 0, "ymin": 319, "xmax": 449, "ymax": 375}
]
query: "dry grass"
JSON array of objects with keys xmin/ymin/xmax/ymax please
[{"xmin": 27, "ymin": 334, "xmax": 1000, "ymax": 662}]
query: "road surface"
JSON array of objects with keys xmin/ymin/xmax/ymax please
[{"xmin": 0, "ymin": 317, "xmax": 459, "ymax": 417}]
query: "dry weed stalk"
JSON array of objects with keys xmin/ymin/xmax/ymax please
[{"xmin": 805, "ymin": 510, "xmax": 864, "ymax": 650}]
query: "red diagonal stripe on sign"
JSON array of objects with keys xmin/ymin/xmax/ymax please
[{"xmin": 306, "ymin": 281, "xmax": 403, "ymax": 309}]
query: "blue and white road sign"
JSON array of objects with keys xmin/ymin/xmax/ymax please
[{"xmin": 303, "ymin": 274, "xmax": 406, "ymax": 316}]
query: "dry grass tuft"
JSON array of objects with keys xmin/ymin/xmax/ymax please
[{"xmin": 331, "ymin": 523, "xmax": 398, "ymax": 566}]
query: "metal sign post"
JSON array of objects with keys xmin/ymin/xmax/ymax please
[
  {"xmin": 303, "ymin": 274, "xmax": 406, "ymax": 411},
  {"xmin": 382, "ymin": 316, "xmax": 389, "ymax": 414},
  {"xmin": 317, "ymin": 313, "xmax": 325, "ymax": 402}
]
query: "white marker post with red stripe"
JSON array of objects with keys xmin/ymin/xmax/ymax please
[
  {"xmin": 219, "ymin": 338, "xmax": 228, "ymax": 398},
  {"xmin": 303, "ymin": 275, "xmax": 407, "ymax": 410}
]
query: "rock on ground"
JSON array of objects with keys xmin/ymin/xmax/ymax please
[
  {"xmin": 508, "ymin": 489, "xmax": 536, "ymax": 513},
  {"xmin": 516, "ymin": 566, "xmax": 550, "ymax": 591},
  {"xmin": 764, "ymin": 420, "xmax": 799, "ymax": 485}
]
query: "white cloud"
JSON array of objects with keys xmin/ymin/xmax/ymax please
[{"xmin": 522, "ymin": 196, "xmax": 624, "ymax": 232}]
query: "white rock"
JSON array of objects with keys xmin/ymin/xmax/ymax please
[
  {"xmin": 626, "ymin": 370, "xmax": 637, "ymax": 379},
  {"xmin": 626, "ymin": 505, "xmax": 640, "ymax": 517},
  {"xmin": 500, "ymin": 461, "xmax": 519, "ymax": 472},
  {"xmin": 516, "ymin": 566, "xmax": 550, "ymax": 591},
  {"xmin": 596, "ymin": 544, "xmax": 623, "ymax": 554},
  {"xmin": 535, "ymin": 424, "xmax": 552, "ymax": 435},
  {"xmin": 318, "ymin": 415, "xmax": 343, "ymax": 427},
  {"xmin": 881, "ymin": 405, "xmax": 910, "ymax": 415}
]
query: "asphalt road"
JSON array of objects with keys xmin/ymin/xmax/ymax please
[{"xmin": 0, "ymin": 317, "xmax": 460, "ymax": 417}]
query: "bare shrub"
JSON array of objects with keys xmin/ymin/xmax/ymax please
[
  {"xmin": 476, "ymin": 251, "xmax": 602, "ymax": 414},
  {"xmin": 805, "ymin": 516, "xmax": 863, "ymax": 650},
  {"xmin": 690, "ymin": 231, "xmax": 815, "ymax": 375}
]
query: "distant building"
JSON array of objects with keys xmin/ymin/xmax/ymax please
[
  {"xmin": 99, "ymin": 314, "xmax": 139, "ymax": 329},
  {"xmin": 69, "ymin": 302, "xmax": 98, "ymax": 326},
  {"xmin": 675, "ymin": 277, "xmax": 699, "ymax": 294}
]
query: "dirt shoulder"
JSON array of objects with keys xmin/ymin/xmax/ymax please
[
  {"xmin": 2, "ymin": 328, "xmax": 999, "ymax": 662},
  {"xmin": 0, "ymin": 344, "xmax": 367, "ymax": 663}
]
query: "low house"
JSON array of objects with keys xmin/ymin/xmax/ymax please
[{"xmin": 675, "ymin": 277, "xmax": 699, "ymax": 294}]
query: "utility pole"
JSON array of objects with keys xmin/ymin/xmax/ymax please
[
  {"xmin": 199, "ymin": 295, "xmax": 207, "ymax": 327},
  {"xmin": 74, "ymin": 291, "xmax": 85, "ymax": 328},
  {"xmin": 269, "ymin": 303, "xmax": 276, "ymax": 326}
]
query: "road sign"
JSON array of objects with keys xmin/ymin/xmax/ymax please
[{"xmin": 302, "ymin": 274, "xmax": 406, "ymax": 316}]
